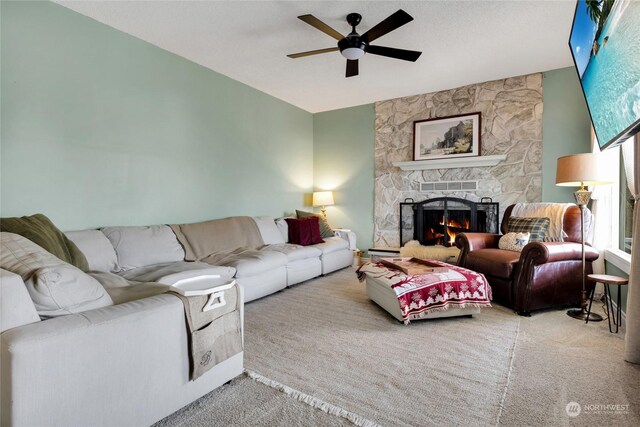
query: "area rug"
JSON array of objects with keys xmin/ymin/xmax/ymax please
[
  {"xmin": 244, "ymin": 268, "xmax": 521, "ymax": 426},
  {"xmin": 153, "ymin": 371, "xmax": 355, "ymax": 427}
]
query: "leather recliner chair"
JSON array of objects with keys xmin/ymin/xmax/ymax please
[{"xmin": 455, "ymin": 204, "xmax": 599, "ymax": 316}]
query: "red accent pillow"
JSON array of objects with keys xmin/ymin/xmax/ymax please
[{"xmin": 285, "ymin": 217, "xmax": 324, "ymax": 246}]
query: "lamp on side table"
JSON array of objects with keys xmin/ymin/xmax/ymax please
[
  {"xmin": 312, "ymin": 191, "xmax": 334, "ymax": 218},
  {"xmin": 556, "ymin": 152, "xmax": 612, "ymax": 322}
]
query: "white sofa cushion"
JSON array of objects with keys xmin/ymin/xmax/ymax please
[
  {"xmin": 253, "ymin": 216, "xmax": 285, "ymax": 245},
  {"xmin": 311, "ymin": 236, "xmax": 350, "ymax": 255},
  {"xmin": 285, "ymin": 257, "xmax": 322, "ymax": 287},
  {"xmin": 262, "ymin": 243, "xmax": 322, "ymax": 262},
  {"xmin": 275, "ymin": 218, "xmax": 289, "ymax": 243},
  {"xmin": 66, "ymin": 230, "xmax": 119, "ymax": 273},
  {"xmin": 118, "ymin": 261, "xmax": 235, "ymax": 283},
  {"xmin": 216, "ymin": 250, "xmax": 288, "ymax": 278},
  {"xmin": 0, "ymin": 232, "xmax": 113, "ymax": 318},
  {"xmin": 101, "ymin": 225, "xmax": 185, "ymax": 271}
]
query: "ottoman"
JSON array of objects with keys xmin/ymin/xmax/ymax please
[{"xmin": 358, "ymin": 258, "xmax": 492, "ymax": 323}]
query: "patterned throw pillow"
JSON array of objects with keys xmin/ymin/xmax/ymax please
[
  {"xmin": 498, "ymin": 232, "xmax": 530, "ymax": 252},
  {"xmin": 507, "ymin": 216, "xmax": 550, "ymax": 242}
]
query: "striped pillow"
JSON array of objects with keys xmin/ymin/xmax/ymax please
[{"xmin": 507, "ymin": 217, "xmax": 550, "ymax": 243}]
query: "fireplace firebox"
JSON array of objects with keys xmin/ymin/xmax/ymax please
[{"xmin": 400, "ymin": 197, "xmax": 499, "ymax": 247}]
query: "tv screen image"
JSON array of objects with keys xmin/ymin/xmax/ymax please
[{"xmin": 569, "ymin": 0, "xmax": 640, "ymax": 150}]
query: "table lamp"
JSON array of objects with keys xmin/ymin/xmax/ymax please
[
  {"xmin": 312, "ymin": 191, "xmax": 334, "ymax": 217},
  {"xmin": 556, "ymin": 153, "xmax": 611, "ymax": 322}
]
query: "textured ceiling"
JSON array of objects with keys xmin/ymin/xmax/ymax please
[{"xmin": 56, "ymin": 1, "xmax": 577, "ymax": 113}]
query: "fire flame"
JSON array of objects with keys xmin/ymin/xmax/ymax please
[
  {"xmin": 438, "ymin": 217, "xmax": 470, "ymax": 228},
  {"xmin": 439, "ymin": 216, "xmax": 471, "ymax": 245},
  {"xmin": 446, "ymin": 228, "xmax": 457, "ymax": 245}
]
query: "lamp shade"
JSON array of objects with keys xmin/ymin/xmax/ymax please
[
  {"xmin": 312, "ymin": 191, "xmax": 334, "ymax": 207},
  {"xmin": 555, "ymin": 153, "xmax": 612, "ymax": 187}
]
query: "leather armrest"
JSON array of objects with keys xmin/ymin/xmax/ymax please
[
  {"xmin": 520, "ymin": 241, "xmax": 600, "ymax": 265},
  {"xmin": 455, "ymin": 233, "xmax": 501, "ymax": 252},
  {"xmin": 455, "ymin": 233, "xmax": 501, "ymax": 268}
]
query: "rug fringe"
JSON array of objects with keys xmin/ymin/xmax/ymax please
[
  {"xmin": 245, "ymin": 369, "xmax": 381, "ymax": 427},
  {"xmin": 404, "ymin": 301, "xmax": 492, "ymax": 324}
]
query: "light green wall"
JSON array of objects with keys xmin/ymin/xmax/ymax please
[
  {"xmin": 0, "ymin": 1, "xmax": 313, "ymax": 231},
  {"xmin": 541, "ymin": 68, "xmax": 592, "ymax": 203},
  {"xmin": 313, "ymin": 105, "xmax": 375, "ymax": 251},
  {"xmin": 0, "ymin": 1, "xmax": 594, "ymax": 251}
]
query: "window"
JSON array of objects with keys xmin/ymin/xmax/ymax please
[
  {"xmin": 619, "ymin": 145, "xmax": 634, "ymax": 255},
  {"xmin": 593, "ymin": 132, "xmax": 633, "ymax": 274}
]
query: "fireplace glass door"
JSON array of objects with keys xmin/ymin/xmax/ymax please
[{"xmin": 400, "ymin": 197, "xmax": 498, "ymax": 247}]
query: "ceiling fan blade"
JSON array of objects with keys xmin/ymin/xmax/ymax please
[
  {"xmin": 346, "ymin": 59, "xmax": 359, "ymax": 78},
  {"xmin": 298, "ymin": 14, "xmax": 345, "ymax": 41},
  {"xmin": 367, "ymin": 45, "xmax": 422, "ymax": 62},
  {"xmin": 287, "ymin": 47, "xmax": 340, "ymax": 59},
  {"xmin": 361, "ymin": 9, "xmax": 413, "ymax": 43}
]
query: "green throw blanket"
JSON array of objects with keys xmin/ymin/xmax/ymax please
[{"xmin": 0, "ymin": 213, "xmax": 89, "ymax": 271}]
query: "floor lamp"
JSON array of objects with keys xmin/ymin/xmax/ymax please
[{"xmin": 556, "ymin": 153, "xmax": 611, "ymax": 322}]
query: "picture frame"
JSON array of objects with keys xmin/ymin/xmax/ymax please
[{"xmin": 413, "ymin": 113, "xmax": 481, "ymax": 161}]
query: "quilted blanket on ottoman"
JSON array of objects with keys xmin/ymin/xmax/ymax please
[{"xmin": 357, "ymin": 259, "xmax": 492, "ymax": 323}]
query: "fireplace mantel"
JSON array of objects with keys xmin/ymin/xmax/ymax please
[{"xmin": 393, "ymin": 155, "xmax": 506, "ymax": 171}]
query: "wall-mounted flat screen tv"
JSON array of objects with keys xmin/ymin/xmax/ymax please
[{"xmin": 569, "ymin": 0, "xmax": 640, "ymax": 150}]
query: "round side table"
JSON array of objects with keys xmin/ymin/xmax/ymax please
[{"xmin": 586, "ymin": 274, "xmax": 629, "ymax": 333}]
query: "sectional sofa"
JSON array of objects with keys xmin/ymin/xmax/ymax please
[{"xmin": 0, "ymin": 214, "xmax": 354, "ymax": 427}]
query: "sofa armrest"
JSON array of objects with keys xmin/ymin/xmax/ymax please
[
  {"xmin": 0, "ymin": 269, "xmax": 40, "ymax": 333},
  {"xmin": 1, "ymin": 291, "xmax": 244, "ymax": 426},
  {"xmin": 455, "ymin": 233, "xmax": 501, "ymax": 267},
  {"xmin": 333, "ymin": 229, "xmax": 357, "ymax": 250}
]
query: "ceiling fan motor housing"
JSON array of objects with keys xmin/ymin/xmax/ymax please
[
  {"xmin": 338, "ymin": 37, "xmax": 367, "ymax": 54},
  {"xmin": 339, "ymin": 13, "xmax": 367, "ymax": 59}
]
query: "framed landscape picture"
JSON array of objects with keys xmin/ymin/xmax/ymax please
[{"xmin": 413, "ymin": 113, "xmax": 481, "ymax": 161}]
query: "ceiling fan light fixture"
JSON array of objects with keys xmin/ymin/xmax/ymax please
[
  {"xmin": 341, "ymin": 47, "xmax": 365, "ymax": 60},
  {"xmin": 288, "ymin": 10, "xmax": 421, "ymax": 78}
]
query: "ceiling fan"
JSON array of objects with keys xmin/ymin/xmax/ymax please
[{"xmin": 287, "ymin": 9, "xmax": 422, "ymax": 78}]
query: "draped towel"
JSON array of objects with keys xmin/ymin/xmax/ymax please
[
  {"xmin": 170, "ymin": 216, "xmax": 264, "ymax": 262},
  {"xmin": 511, "ymin": 203, "xmax": 571, "ymax": 241}
]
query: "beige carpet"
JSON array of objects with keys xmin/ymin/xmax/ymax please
[
  {"xmin": 498, "ymin": 300, "xmax": 640, "ymax": 426},
  {"xmin": 153, "ymin": 372, "xmax": 353, "ymax": 427},
  {"xmin": 158, "ymin": 267, "xmax": 640, "ymax": 426},
  {"xmin": 244, "ymin": 268, "xmax": 521, "ymax": 426}
]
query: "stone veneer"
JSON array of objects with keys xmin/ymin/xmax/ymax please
[{"xmin": 374, "ymin": 73, "xmax": 543, "ymax": 247}]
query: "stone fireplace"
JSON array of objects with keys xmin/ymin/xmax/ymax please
[
  {"xmin": 400, "ymin": 197, "xmax": 499, "ymax": 247},
  {"xmin": 374, "ymin": 73, "xmax": 543, "ymax": 247}
]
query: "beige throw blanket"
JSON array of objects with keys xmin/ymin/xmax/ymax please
[
  {"xmin": 170, "ymin": 216, "xmax": 264, "ymax": 262},
  {"xmin": 511, "ymin": 203, "xmax": 571, "ymax": 241},
  {"xmin": 169, "ymin": 284, "xmax": 242, "ymax": 380}
]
